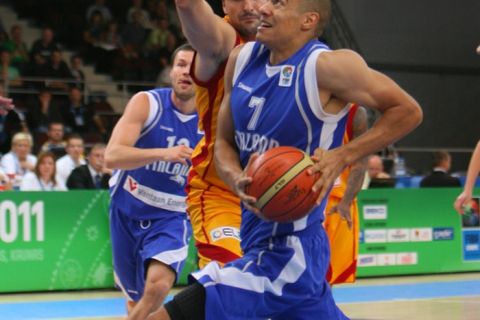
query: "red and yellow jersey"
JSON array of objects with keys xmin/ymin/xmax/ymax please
[
  {"xmin": 187, "ymin": 20, "xmax": 247, "ymax": 192},
  {"xmin": 329, "ymin": 104, "xmax": 359, "ymax": 199}
]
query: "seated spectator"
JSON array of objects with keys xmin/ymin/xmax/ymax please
[
  {"xmin": 83, "ymin": 10, "xmax": 107, "ymax": 49},
  {"xmin": 26, "ymin": 88, "xmax": 63, "ymax": 134},
  {"xmin": 126, "ymin": 0, "xmax": 151, "ymax": 29},
  {"xmin": 362, "ymin": 154, "xmax": 392, "ymax": 189},
  {"xmin": 0, "ymin": 132, "xmax": 37, "ymax": 189},
  {"xmin": 41, "ymin": 49, "xmax": 73, "ymax": 92},
  {"xmin": 0, "ymin": 92, "xmax": 29, "ymax": 154},
  {"xmin": 20, "ymin": 151, "xmax": 66, "ymax": 191},
  {"xmin": 420, "ymin": 150, "xmax": 461, "ymax": 188},
  {"xmin": 61, "ymin": 87, "xmax": 106, "ymax": 135},
  {"xmin": 69, "ymin": 55, "xmax": 85, "ymax": 89},
  {"xmin": 4, "ymin": 25, "xmax": 29, "ymax": 72},
  {"xmin": 39, "ymin": 122, "xmax": 67, "ymax": 159},
  {"xmin": 0, "ymin": 49, "xmax": 23, "ymax": 88},
  {"xmin": 67, "ymin": 143, "xmax": 111, "ymax": 189},
  {"xmin": 56, "ymin": 134, "xmax": 86, "ymax": 186},
  {"xmin": 30, "ymin": 27, "xmax": 60, "ymax": 64},
  {"xmin": 0, "ymin": 166, "xmax": 12, "ymax": 191},
  {"xmin": 86, "ymin": 0, "xmax": 113, "ymax": 24}
]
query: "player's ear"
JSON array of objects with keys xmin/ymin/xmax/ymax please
[{"xmin": 301, "ymin": 12, "xmax": 320, "ymax": 32}]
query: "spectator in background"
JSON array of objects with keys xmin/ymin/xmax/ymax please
[
  {"xmin": 30, "ymin": 27, "xmax": 60, "ymax": 64},
  {"xmin": 26, "ymin": 88, "xmax": 63, "ymax": 134},
  {"xmin": 61, "ymin": 86, "xmax": 106, "ymax": 135},
  {"xmin": 86, "ymin": 0, "xmax": 113, "ymax": 24},
  {"xmin": 144, "ymin": 18, "xmax": 176, "ymax": 59},
  {"xmin": 0, "ymin": 49, "xmax": 23, "ymax": 88},
  {"xmin": 454, "ymin": 140, "xmax": 480, "ymax": 214},
  {"xmin": 0, "ymin": 132, "xmax": 37, "ymax": 189},
  {"xmin": 20, "ymin": 151, "xmax": 66, "ymax": 191},
  {"xmin": 0, "ymin": 166, "xmax": 12, "ymax": 191},
  {"xmin": 83, "ymin": 10, "xmax": 107, "ymax": 49},
  {"xmin": 362, "ymin": 154, "xmax": 392, "ymax": 189},
  {"xmin": 41, "ymin": 49, "xmax": 73, "ymax": 92},
  {"xmin": 69, "ymin": 55, "xmax": 85, "ymax": 90},
  {"xmin": 40, "ymin": 122, "xmax": 67, "ymax": 159},
  {"xmin": 67, "ymin": 143, "xmax": 111, "ymax": 189},
  {"xmin": 56, "ymin": 134, "xmax": 85, "ymax": 186},
  {"xmin": 420, "ymin": 150, "xmax": 461, "ymax": 188},
  {"xmin": 126, "ymin": 0, "xmax": 151, "ymax": 29},
  {"xmin": 155, "ymin": 56, "xmax": 171, "ymax": 87},
  {"xmin": 0, "ymin": 89, "xmax": 28, "ymax": 154},
  {"xmin": 4, "ymin": 25, "xmax": 29, "ymax": 72}
]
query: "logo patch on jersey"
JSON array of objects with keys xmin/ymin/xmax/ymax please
[
  {"xmin": 238, "ymin": 82, "xmax": 253, "ymax": 93},
  {"xmin": 210, "ymin": 226, "xmax": 241, "ymax": 242},
  {"xmin": 128, "ymin": 177, "xmax": 138, "ymax": 191},
  {"xmin": 160, "ymin": 125, "xmax": 174, "ymax": 132},
  {"xmin": 170, "ymin": 174, "xmax": 186, "ymax": 186},
  {"xmin": 279, "ymin": 65, "xmax": 295, "ymax": 87}
]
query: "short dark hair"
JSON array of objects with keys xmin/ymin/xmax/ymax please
[
  {"xmin": 432, "ymin": 150, "xmax": 450, "ymax": 167},
  {"xmin": 170, "ymin": 43, "xmax": 194, "ymax": 64}
]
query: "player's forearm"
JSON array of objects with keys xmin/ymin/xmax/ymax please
[
  {"xmin": 342, "ymin": 158, "xmax": 367, "ymax": 205},
  {"xmin": 341, "ymin": 102, "xmax": 422, "ymax": 166},
  {"xmin": 463, "ymin": 141, "xmax": 480, "ymax": 195},
  {"xmin": 214, "ymin": 139, "xmax": 243, "ymax": 194},
  {"xmin": 105, "ymin": 145, "xmax": 167, "ymax": 170}
]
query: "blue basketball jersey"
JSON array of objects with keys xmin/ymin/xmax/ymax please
[
  {"xmin": 109, "ymin": 88, "xmax": 203, "ymax": 220},
  {"xmin": 231, "ymin": 40, "xmax": 350, "ymax": 250}
]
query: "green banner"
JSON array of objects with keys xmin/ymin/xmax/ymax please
[
  {"xmin": 357, "ymin": 188, "xmax": 480, "ymax": 277},
  {"xmin": 0, "ymin": 190, "xmax": 197, "ymax": 293}
]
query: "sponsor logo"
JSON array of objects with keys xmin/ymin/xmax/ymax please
[
  {"xmin": 128, "ymin": 177, "xmax": 138, "ymax": 192},
  {"xmin": 410, "ymin": 228, "xmax": 433, "ymax": 242},
  {"xmin": 279, "ymin": 65, "xmax": 295, "ymax": 87},
  {"xmin": 377, "ymin": 254, "xmax": 397, "ymax": 266},
  {"xmin": 210, "ymin": 227, "xmax": 241, "ymax": 242},
  {"xmin": 363, "ymin": 205, "xmax": 387, "ymax": 220},
  {"xmin": 387, "ymin": 229, "xmax": 410, "ymax": 242},
  {"xmin": 465, "ymin": 244, "xmax": 480, "ymax": 251},
  {"xmin": 396, "ymin": 252, "xmax": 418, "ymax": 265},
  {"xmin": 357, "ymin": 254, "xmax": 377, "ymax": 267},
  {"xmin": 364, "ymin": 229, "xmax": 387, "ymax": 243},
  {"xmin": 433, "ymin": 228, "xmax": 454, "ymax": 240}
]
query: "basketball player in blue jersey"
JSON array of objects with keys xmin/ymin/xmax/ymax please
[
  {"xmin": 147, "ymin": 1, "xmax": 422, "ymax": 319},
  {"xmin": 105, "ymin": 44, "xmax": 203, "ymax": 320}
]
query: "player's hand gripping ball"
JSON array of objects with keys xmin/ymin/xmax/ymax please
[{"xmin": 245, "ymin": 146, "xmax": 321, "ymax": 222}]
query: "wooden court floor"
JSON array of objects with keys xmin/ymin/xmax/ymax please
[{"xmin": 0, "ymin": 272, "xmax": 479, "ymax": 319}]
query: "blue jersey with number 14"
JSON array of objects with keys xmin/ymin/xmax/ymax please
[
  {"xmin": 109, "ymin": 88, "xmax": 203, "ymax": 220},
  {"xmin": 231, "ymin": 40, "xmax": 350, "ymax": 251}
]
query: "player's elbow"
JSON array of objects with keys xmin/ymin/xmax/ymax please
[
  {"xmin": 103, "ymin": 148, "xmax": 118, "ymax": 169},
  {"xmin": 407, "ymin": 101, "xmax": 423, "ymax": 129}
]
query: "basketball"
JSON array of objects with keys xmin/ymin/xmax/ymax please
[{"xmin": 245, "ymin": 146, "xmax": 321, "ymax": 223}]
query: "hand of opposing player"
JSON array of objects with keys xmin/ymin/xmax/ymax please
[
  {"xmin": 163, "ymin": 145, "xmax": 193, "ymax": 165},
  {"xmin": 327, "ymin": 199, "xmax": 353, "ymax": 229},
  {"xmin": 454, "ymin": 191, "xmax": 471, "ymax": 214},
  {"xmin": 234, "ymin": 153, "xmax": 261, "ymax": 215},
  {"xmin": 309, "ymin": 147, "xmax": 347, "ymax": 205}
]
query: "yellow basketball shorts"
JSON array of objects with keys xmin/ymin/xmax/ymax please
[
  {"xmin": 187, "ymin": 187, "xmax": 242, "ymax": 268},
  {"xmin": 323, "ymin": 196, "xmax": 359, "ymax": 285}
]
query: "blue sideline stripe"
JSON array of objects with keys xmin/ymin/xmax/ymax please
[
  {"xmin": 0, "ymin": 281, "xmax": 479, "ymax": 319},
  {"xmin": 333, "ymin": 279, "xmax": 480, "ymax": 303}
]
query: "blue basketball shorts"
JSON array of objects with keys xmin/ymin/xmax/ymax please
[
  {"xmin": 110, "ymin": 202, "xmax": 192, "ymax": 301},
  {"xmin": 191, "ymin": 229, "xmax": 349, "ymax": 319}
]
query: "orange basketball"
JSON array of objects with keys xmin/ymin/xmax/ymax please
[{"xmin": 245, "ymin": 146, "xmax": 321, "ymax": 223}]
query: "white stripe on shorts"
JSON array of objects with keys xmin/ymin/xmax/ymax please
[{"xmin": 194, "ymin": 235, "xmax": 306, "ymax": 296}]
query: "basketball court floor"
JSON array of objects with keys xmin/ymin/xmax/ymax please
[{"xmin": 1, "ymin": 272, "xmax": 479, "ymax": 319}]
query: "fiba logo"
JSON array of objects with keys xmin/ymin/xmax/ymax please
[{"xmin": 210, "ymin": 227, "xmax": 241, "ymax": 242}]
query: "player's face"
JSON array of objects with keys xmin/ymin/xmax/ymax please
[
  {"xmin": 170, "ymin": 50, "xmax": 195, "ymax": 101},
  {"xmin": 256, "ymin": 0, "xmax": 303, "ymax": 46},
  {"xmin": 223, "ymin": 0, "xmax": 261, "ymax": 39}
]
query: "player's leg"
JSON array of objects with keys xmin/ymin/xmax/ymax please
[
  {"xmin": 109, "ymin": 204, "xmax": 140, "ymax": 313},
  {"xmin": 129, "ymin": 216, "xmax": 192, "ymax": 319},
  {"xmin": 187, "ymin": 188, "xmax": 242, "ymax": 268},
  {"xmin": 128, "ymin": 260, "xmax": 176, "ymax": 320},
  {"xmin": 324, "ymin": 197, "xmax": 359, "ymax": 285}
]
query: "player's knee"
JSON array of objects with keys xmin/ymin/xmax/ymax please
[
  {"xmin": 144, "ymin": 277, "xmax": 173, "ymax": 299},
  {"xmin": 164, "ymin": 282, "xmax": 205, "ymax": 320}
]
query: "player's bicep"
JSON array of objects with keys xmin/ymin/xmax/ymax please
[{"xmin": 318, "ymin": 51, "xmax": 408, "ymax": 113}]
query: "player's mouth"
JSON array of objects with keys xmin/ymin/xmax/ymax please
[
  {"xmin": 179, "ymin": 79, "xmax": 192, "ymax": 85},
  {"xmin": 258, "ymin": 21, "xmax": 272, "ymax": 30}
]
